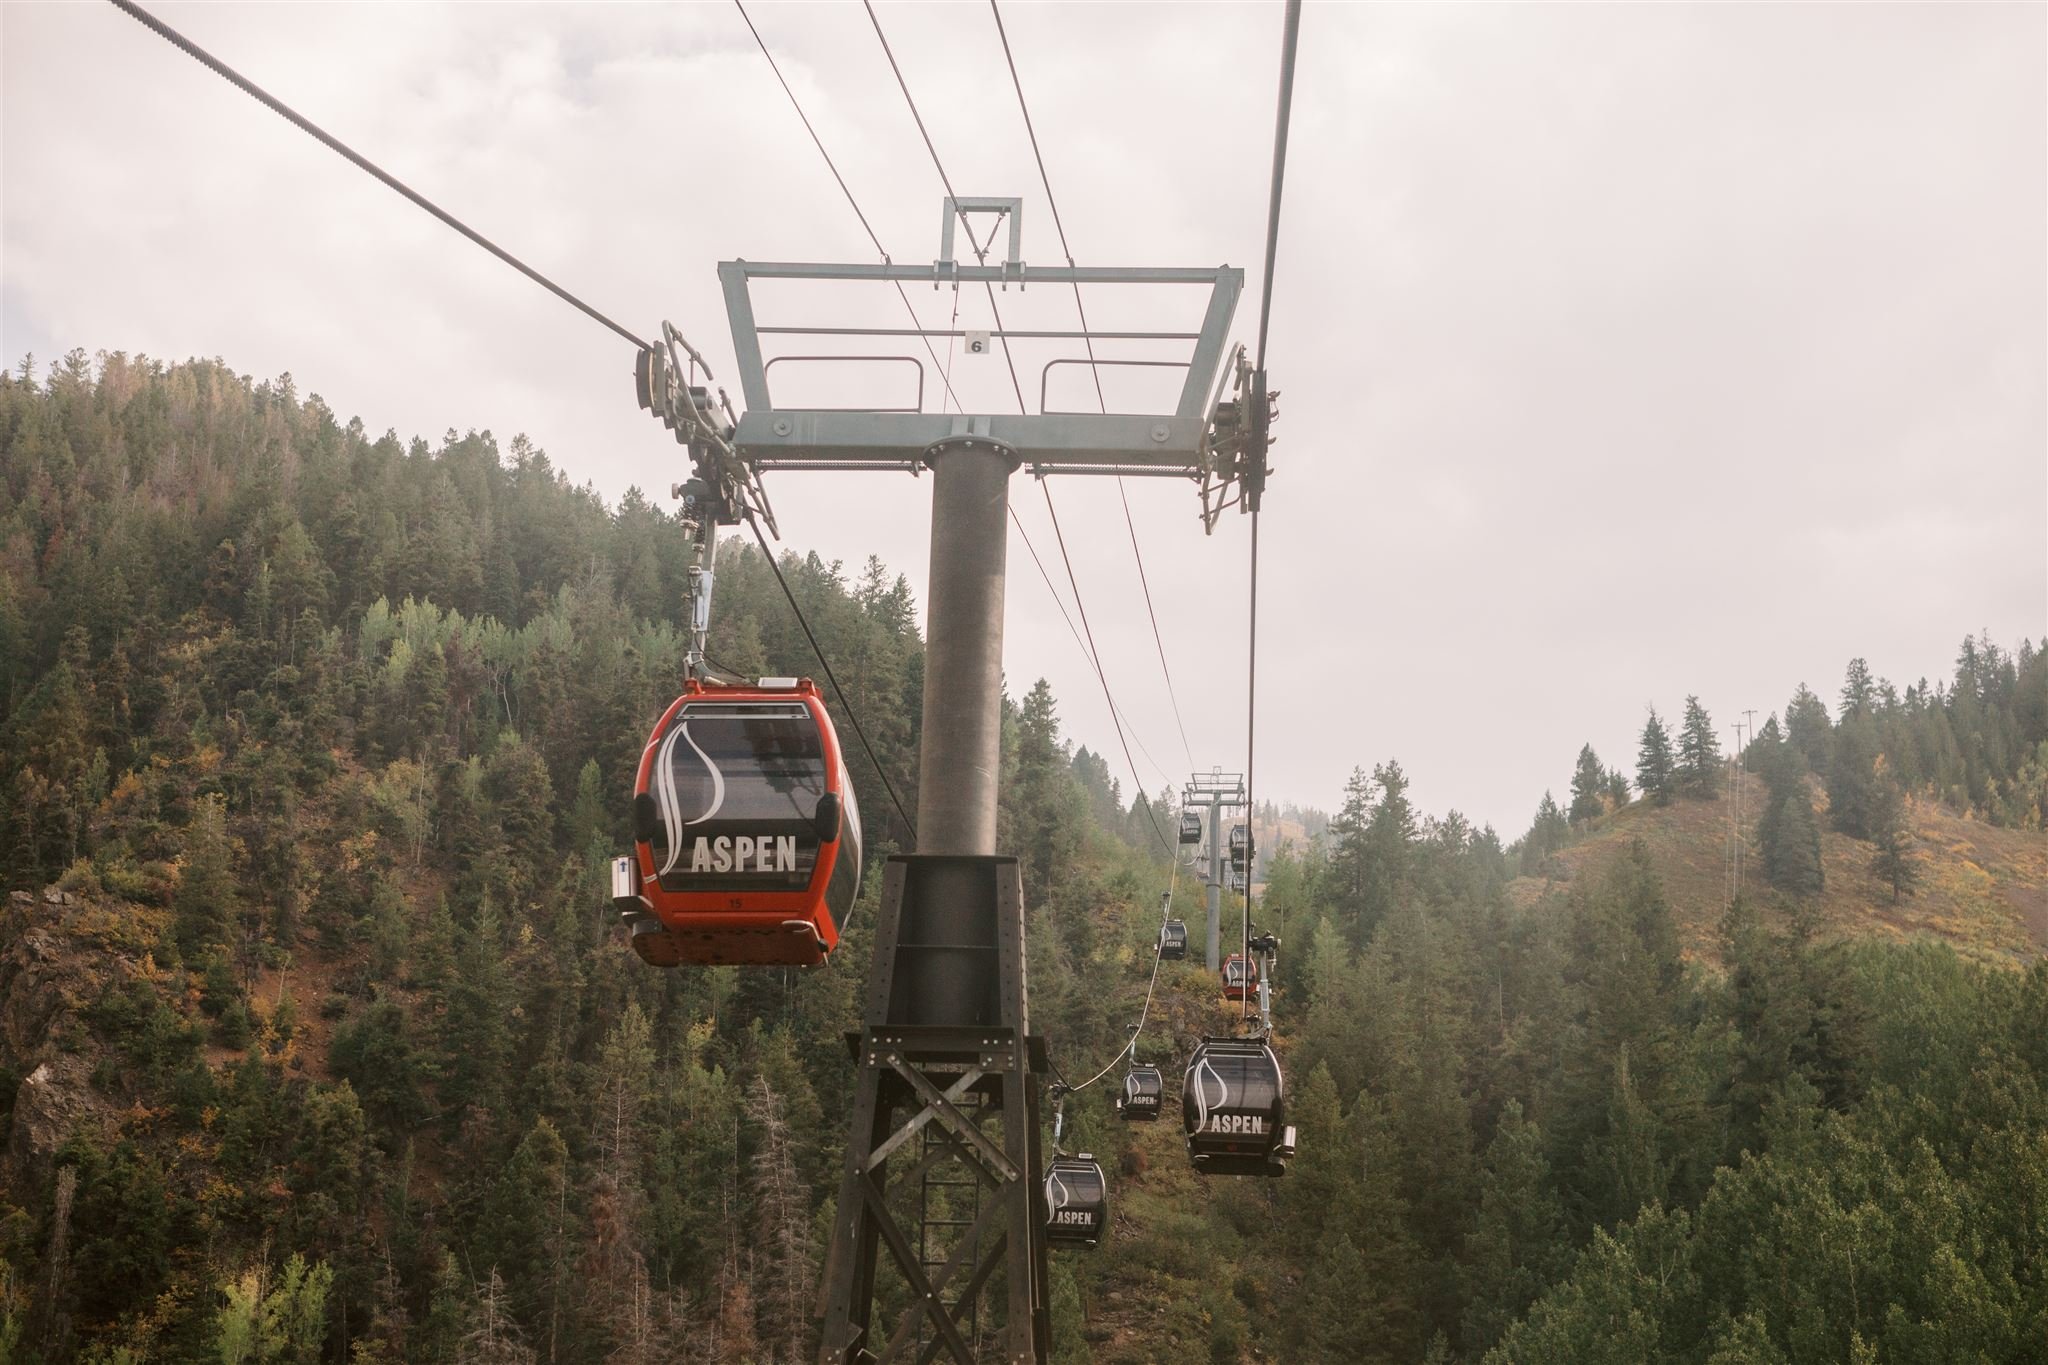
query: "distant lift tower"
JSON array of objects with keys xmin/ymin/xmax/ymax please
[
  {"xmin": 1183, "ymin": 770, "xmax": 1249, "ymax": 970},
  {"xmin": 639, "ymin": 199, "xmax": 1273, "ymax": 1364}
]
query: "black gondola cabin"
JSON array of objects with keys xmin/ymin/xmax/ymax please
[
  {"xmin": 1221, "ymin": 952, "xmax": 1258, "ymax": 1001},
  {"xmin": 1178, "ymin": 810, "xmax": 1202, "ymax": 844},
  {"xmin": 1118, "ymin": 1066, "xmax": 1164, "ymax": 1121},
  {"xmin": 1182, "ymin": 1037, "xmax": 1294, "ymax": 1177},
  {"xmin": 1157, "ymin": 919, "xmax": 1189, "ymax": 961},
  {"xmin": 1043, "ymin": 1155, "xmax": 1108, "ymax": 1248},
  {"xmin": 615, "ymin": 678, "xmax": 861, "ymax": 967}
]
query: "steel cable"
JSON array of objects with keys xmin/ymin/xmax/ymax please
[
  {"xmin": 988, "ymin": 0, "xmax": 1198, "ymax": 772},
  {"xmin": 743, "ymin": 514, "xmax": 919, "ymax": 844},
  {"xmin": 110, "ymin": 0, "xmax": 648, "ymax": 351}
]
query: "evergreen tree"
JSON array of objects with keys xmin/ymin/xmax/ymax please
[
  {"xmin": 439, "ymin": 899, "xmax": 513, "ymax": 1118},
  {"xmin": 1362, "ymin": 760, "xmax": 1417, "ymax": 932},
  {"xmin": 1760, "ymin": 783, "xmax": 1824, "ymax": 899},
  {"xmin": 1784, "ymin": 683, "xmax": 1832, "ymax": 772},
  {"xmin": 1869, "ymin": 779, "xmax": 1917, "ymax": 903},
  {"xmin": 1826, "ymin": 716, "xmax": 1880, "ymax": 840},
  {"xmin": 174, "ymin": 793, "xmax": 238, "ymax": 959},
  {"xmin": 1636, "ymin": 707, "xmax": 1675, "ymax": 806},
  {"xmin": 475, "ymin": 1118, "xmax": 570, "ymax": 1334},
  {"xmin": 1519, "ymin": 792, "xmax": 1571, "ymax": 876},
  {"xmin": 1839, "ymin": 657, "xmax": 1876, "ymax": 721},
  {"xmin": 745, "ymin": 1074, "xmax": 816, "ymax": 1365},
  {"xmin": 1327, "ymin": 767, "xmax": 1376, "ymax": 938},
  {"xmin": 1676, "ymin": 695, "xmax": 1721, "ymax": 799},
  {"xmin": 1568, "ymin": 745, "xmax": 1606, "ymax": 825},
  {"xmin": 1461, "ymin": 1101, "xmax": 1567, "ymax": 1355}
]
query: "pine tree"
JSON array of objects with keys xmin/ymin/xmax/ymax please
[
  {"xmin": 1460, "ymin": 1101, "xmax": 1566, "ymax": 1355},
  {"xmin": 439, "ymin": 899, "xmax": 512, "ymax": 1118},
  {"xmin": 1605, "ymin": 766, "xmax": 1632, "ymax": 809},
  {"xmin": 1519, "ymin": 793, "xmax": 1571, "ymax": 877},
  {"xmin": 1569, "ymin": 745, "xmax": 1607, "ymax": 825},
  {"xmin": 1327, "ymin": 767, "xmax": 1376, "ymax": 938},
  {"xmin": 1839, "ymin": 657, "xmax": 1875, "ymax": 721},
  {"xmin": 1869, "ymin": 780, "xmax": 1917, "ymax": 903},
  {"xmin": 1761, "ymin": 783, "xmax": 1824, "ymax": 899},
  {"xmin": 1826, "ymin": 716, "xmax": 1879, "ymax": 840},
  {"xmin": 745, "ymin": 1074, "xmax": 816, "ymax": 1365},
  {"xmin": 1785, "ymin": 683, "xmax": 1832, "ymax": 771},
  {"xmin": 174, "ymin": 793, "xmax": 238, "ymax": 959},
  {"xmin": 1362, "ymin": 760, "xmax": 1416, "ymax": 933},
  {"xmin": 1636, "ymin": 708, "xmax": 1675, "ymax": 806},
  {"xmin": 1676, "ymin": 696, "xmax": 1721, "ymax": 799},
  {"xmin": 1297, "ymin": 1234, "xmax": 1390, "ymax": 1364},
  {"xmin": 476, "ymin": 1119, "xmax": 570, "ymax": 1332}
]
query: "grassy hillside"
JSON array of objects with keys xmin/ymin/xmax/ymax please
[{"xmin": 1506, "ymin": 781, "xmax": 2047, "ymax": 965}]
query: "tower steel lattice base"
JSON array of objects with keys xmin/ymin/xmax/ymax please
[{"xmin": 816, "ymin": 856, "xmax": 1050, "ymax": 1365}]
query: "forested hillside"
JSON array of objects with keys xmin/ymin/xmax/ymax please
[{"xmin": 3, "ymin": 354, "xmax": 2045, "ymax": 1364}]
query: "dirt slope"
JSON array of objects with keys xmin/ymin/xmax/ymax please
[{"xmin": 1506, "ymin": 786, "xmax": 2048, "ymax": 965}]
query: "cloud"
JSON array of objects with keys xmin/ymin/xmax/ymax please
[{"xmin": 4, "ymin": 1, "xmax": 2040, "ymax": 834}]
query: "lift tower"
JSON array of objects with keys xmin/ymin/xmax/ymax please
[
  {"xmin": 641, "ymin": 199, "xmax": 1270, "ymax": 1365},
  {"xmin": 1182, "ymin": 770, "xmax": 1249, "ymax": 971}
]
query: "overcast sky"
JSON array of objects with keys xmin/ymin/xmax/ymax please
[{"xmin": 5, "ymin": 2, "xmax": 2043, "ymax": 836}]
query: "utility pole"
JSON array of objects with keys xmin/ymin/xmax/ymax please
[
  {"xmin": 1182, "ymin": 770, "xmax": 1248, "ymax": 970},
  {"xmin": 643, "ymin": 199, "xmax": 1265, "ymax": 1365}
]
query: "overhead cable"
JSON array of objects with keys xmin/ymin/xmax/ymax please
[
  {"xmin": 861, "ymin": 1, "xmax": 1180, "ymax": 831},
  {"xmin": 1254, "ymin": 0, "xmax": 1302, "ymax": 372},
  {"xmin": 1007, "ymin": 507, "xmax": 1174, "ymax": 790},
  {"xmin": 1062, "ymin": 857, "xmax": 1183, "ymax": 1094},
  {"xmin": 733, "ymin": 0, "xmax": 963, "ymax": 412},
  {"xmin": 861, "ymin": 0, "xmax": 1030, "ymax": 414},
  {"xmin": 1038, "ymin": 482, "xmax": 1176, "ymax": 854},
  {"xmin": 743, "ymin": 515, "xmax": 920, "ymax": 844},
  {"xmin": 109, "ymin": 0, "xmax": 647, "ymax": 351},
  {"xmin": 988, "ymin": 0, "xmax": 1198, "ymax": 771},
  {"xmin": 1242, "ymin": 0, "xmax": 1302, "ymax": 1018}
]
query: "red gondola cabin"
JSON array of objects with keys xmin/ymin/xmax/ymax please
[
  {"xmin": 1221, "ymin": 952, "xmax": 1258, "ymax": 1002},
  {"xmin": 614, "ymin": 678, "xmax": 862, "ymax": 967}
]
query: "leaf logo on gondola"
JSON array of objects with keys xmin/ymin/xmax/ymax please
[
  {"xmin": 1191, "ymin": 1056, "xmax": 1230, "ymax": 1134},
  {"xmin": 1046, "ymin": 1169, "xmax": 1071, "ymax": 1211},
  {"xmin": 653, "ymin": 721, "xmax": 726, "ymax": 876}
]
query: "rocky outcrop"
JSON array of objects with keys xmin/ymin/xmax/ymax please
[{"xmin": 1, "ymin": 888, "xmax": 119, "ymax": 1184}]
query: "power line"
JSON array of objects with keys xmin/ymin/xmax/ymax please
[
  {"xmin": 988, "ymin": 0, "xmax": 1197, "ymax": 771},
  {"xmin": 743, "ymin": 515, "xmax": 919, "ymax": 844},
  {"xmin": 733, "ymin": 0, "xmax": 964, "ymax": 413},
  {"xmin": 109, "ymin": 0, "xmax": 648, "ymax": 351}
]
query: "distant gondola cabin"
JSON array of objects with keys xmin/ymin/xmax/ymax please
[
  {"xmin": 615, "ymin": 678, "xmax": 861, "ymax": 967},
  {"xmin": 1221, "ymin": 952, "xmax": 1258, "ymax": 1001},
  {"xmin": 1118, "ymin": 1066, "xmax": 1164, "ymax": 1122},
  {"xmin": 1157, "ymin": 919, "xmax": 1189, "ymax": 961},
  {"xmin": 1043, "ymin": 1156, "xmax": 1108, "ymax": 1248}
]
